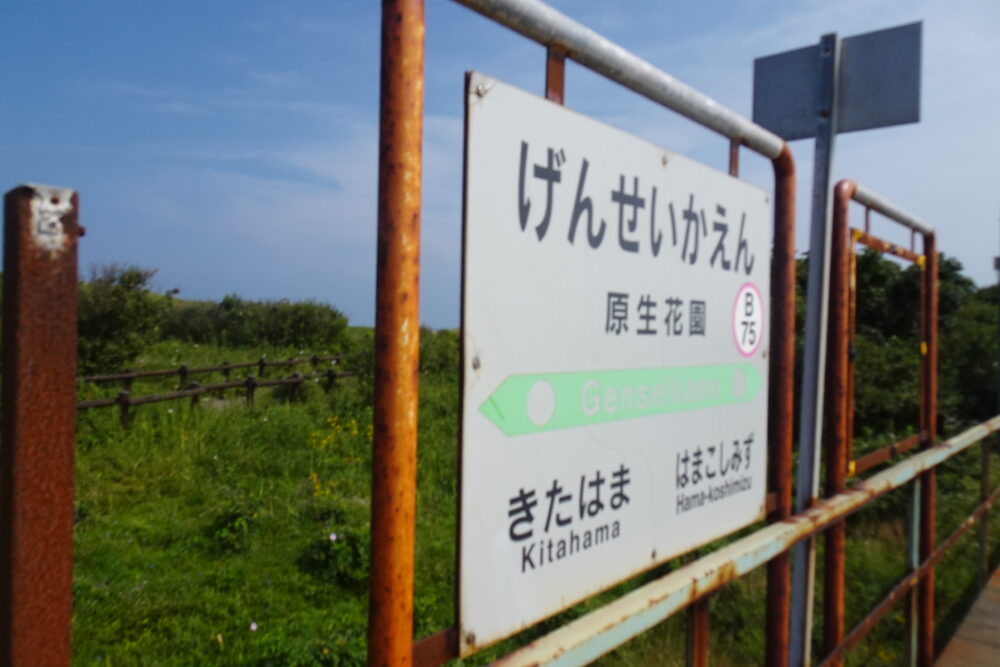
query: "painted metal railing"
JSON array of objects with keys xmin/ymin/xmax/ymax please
[
  {"xmin": 0, "ymin": 4, "xmax": 991, "ymax": 667},
  {"xmin": 376, "ymin": 0, "xmax": 797, "ymax": 664},
  {"xmin": 821, "ymin": 180, "xmax": 938, "ymax": 666},
  {"xmin": 377, "ymin": 3, "xmax": 991, "ymax": 666},
  {"xmin": 495, "ymin": 415, "xmax": 1000, "ymax": 665}
]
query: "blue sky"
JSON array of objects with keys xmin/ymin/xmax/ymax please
[{"xmin": 2, "ymin": 1, "xmax": 998, "ymax": 327}]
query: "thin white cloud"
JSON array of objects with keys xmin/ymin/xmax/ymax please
[{"xmin": 246, "ymin": 69, "xmax": 305, "ymax": 88}]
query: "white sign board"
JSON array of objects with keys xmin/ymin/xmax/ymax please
[{"xmin": 459, "ymin": 71, "xmax": 772, "ymax": 654}]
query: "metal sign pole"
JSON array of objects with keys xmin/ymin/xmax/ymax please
[{"xmin": 789, "ymin": 32, "xmax": 841, "ymax": 667}]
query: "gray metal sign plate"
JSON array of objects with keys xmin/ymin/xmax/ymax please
[{"xmin": 753, "ymin": 22, "xmax": 921, "ymax": 140}]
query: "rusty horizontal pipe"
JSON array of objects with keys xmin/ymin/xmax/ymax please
[
  {"xmin": 818, "ymin": 479, "xmax": 1000, "ymax": 666},
  {"xmin": 850, "ymin": 433, "xmax": 924, "ymax": 477},
  {"xmin": 492, "ymin": 415, "xmax": 1000, "ymax": 665},
  {"xmin": 852, "ymin": 229, "xmax": 923, "ymax": 264}
]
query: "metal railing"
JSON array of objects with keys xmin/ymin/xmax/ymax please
[
  {"xmin": 821, "ymin": 179, "xmax": 938, "ymax": 666},
  {"xmin": 0, "ymin": 5, "xmax": 991, "ymax": 666},
  {"xmin": 380, "ymin": 3, "xmax": 991, "ymax": 666},
  {"xmin": 376, "ymin": 0, "xmax": 796, "ymax": 664},
  {"xmin": 496, "ymin": 415, "xmax": 1000, "ymax": 665},
  {"xmin": 476, "ymin": 182, "xmax": 992, "ymax": 666}
]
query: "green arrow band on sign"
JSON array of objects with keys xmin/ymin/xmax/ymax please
[{"xmin": 479, "ymin": 363, "xmax": 763, "ymax": 436}]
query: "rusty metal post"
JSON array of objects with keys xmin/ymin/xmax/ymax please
[
  {"xmin": 992, "ymin": 253, "xmax": 1000, "ymax": 591},
  {"xmin": 686, "ymin": 597, "xmax": 710, "ymax": 667},
  {"xmin": 982, "ymin": 252, "xmax": 996, "ymax": 591},
  {"xmin": 368, "ymin": 1, "xmax": 424, "ymax": 664},
  {"xmin": 766, "ymin": 144, "xmax": 796, "ymax": 667},
  {"xmin": 981, "ymin": 438, "xmax": 991, "ymax": 590},
  {"xmin": 917, "ymin": 233, "xmax": 938, "ymax": 667},
  {"xmin": 821, "ymin": 181, "xmax": 852, "ymax": 664},
  {"xmin": 0, "ymin": 184, "xmax": 81, "ymax": 666},
  {"xmin": 545, "ymin": 45, "xmax": 566, "ymax": 104},
  {"xmin": 847, "ymin": 233, "xmax": 857, "ymax": 469},
  {"xmin": 728, "ymin": 139, "xmax": 740, "ymax": 177}
]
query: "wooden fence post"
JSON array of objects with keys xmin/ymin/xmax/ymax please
[{"xmin": 117, "ymin": 390, "xmax": 131, "ymax": 429}]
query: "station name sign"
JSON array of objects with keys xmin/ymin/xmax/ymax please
[{"xmin": 459, "ymin": 71, "xmax": 772, "ymax": 654}]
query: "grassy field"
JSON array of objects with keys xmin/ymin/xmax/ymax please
[{"xmin": 71, "ymin": 337, "xmax": 1000, "ymax": 665}]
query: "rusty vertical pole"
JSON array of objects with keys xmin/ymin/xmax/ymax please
[
  {"xmin": 981, "ymin": 432, "xmax": 991, "ymax": 589},
  {"xmin": 917, "ymin": 233, "xmax": 938, "ymax": 667},
  {"xmin": 766, "ymin": 144, "xmax": 796, "ymax": 667},
  {"xmin": 847, "ymin": 233, "xmax": 857, "ymax": 467},
  {"xmin": 687, "ymin": 597, "xmax": 710, "ymax": 667},
  {"xmin": 0, "ymin": 184, "xmax": 81, "ymax": 666},
  {"xmin": 988, "ymin": 253, "xmax": 1000, "ymax": 590},
  {"xmin": 728, "ymin": 139, "xmax": 740, "ymax": 177},
  {"xmin": 545, "ymin": 45, "xmax": 566, "ymax": 105},
  {"xmin": 369, "ymin": 1, "xmax": 424, "ymax": 664},
  {"xmin": 821, "ymin": 181, "xmax": 852, "ymax": 664}
]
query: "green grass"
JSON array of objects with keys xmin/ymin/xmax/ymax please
[
  {"xmin": 75, "ymin": 372, "xmax": 375, "ymax": 664},
  {"xmin": 71, "ymin": 340, "xmax": 1000, "ymax": 665}
]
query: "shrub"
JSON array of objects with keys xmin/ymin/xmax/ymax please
[
  {"xmin": 77, "ymin": 264, "xmax": 168, "ymax": 374},
  {"xmin": 161, "ymin": 295, "xmax": 347, "ymax": 350}
]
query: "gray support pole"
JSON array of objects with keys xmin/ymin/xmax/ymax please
[
  {"xmin": 906, "ymin": 478, "xmax": 922, "ymax": 666},
  {"xmin": 790, "ymin": 33, "xmax": 842, "ymax": 667}
]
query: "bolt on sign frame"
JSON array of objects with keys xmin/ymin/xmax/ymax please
[
  {"xmin": 371, "ymin": 0, "xmax": 797, "ymax": 665},
  {"xmin": 0, "ymin": 184, "xmax": 81, "ymax": 666}
]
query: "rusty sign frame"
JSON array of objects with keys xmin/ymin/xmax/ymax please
[
  {"xmin": 819, "ymin": 179, "xmax": 938, "ymax": 667},
  {"xmin": 371, "ymin": 0, "xmax": 797, "ymax": 664}
]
